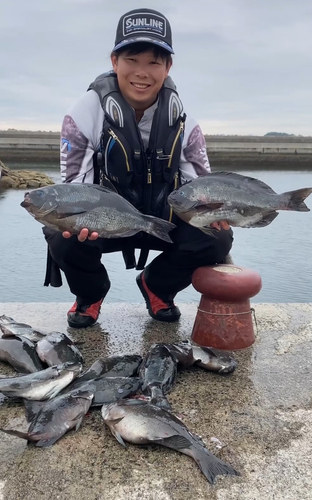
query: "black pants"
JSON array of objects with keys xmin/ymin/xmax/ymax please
[{"xmin": 43, "ymin": 220, "xmax": 233, "ymax": 305}]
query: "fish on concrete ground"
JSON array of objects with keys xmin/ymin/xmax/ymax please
[
  {"xmin": 167, "ymin": 171, "xmax": 312, "ymax": 234},
  {"xmin": 0, "ymin": 389, "xmax": 93, "ymax": 447},
  {"xmin": 75, "ymin": 376, "xmax": 142, "ymax": 406},
  {"xmin": 0, "ymin": 336, "xmax": 44, "ymax": 373},
  {"xmin": 156, "ymin": 341, "xmax": 237, "ymax": 374},
  {"xmin": 102, "ymin": 399, "xmax": 240, "ymax": 485},
  {"xmin": 0, "ymin": 362, "xmax": 82, "ymax": 400},
  {"xmin": 191, "ymin": 346, "xmax": 237, "ymax": 374},
  {"xmin": 62, "ymin": 354, "xmax": 142, "ymax": 393},
  {"xmin": 161, "ymin": 340, "xmax": 195, "ymax": 368},
  {"xmin": 139, "ymin": 344, "xmax": 177, "ymax": 409},
  {"xmin": 20, "ymin": 183, "xmax": 176, "ymax": 243},
  {"xmin": 0, "ymin": 321, "xmax": 46, "ymax": 343},
  {"xmin": 35, "ymin": 332, "xmax": 83, "ymax": 367}
]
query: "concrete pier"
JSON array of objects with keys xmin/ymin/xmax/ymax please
[
  {"xmin": 0, "ymin": 131, "xmax": 311, "ymax": 166},
  {"xmin": 0, "ymin": 302, "xmax": 312, "ymax": 500}
]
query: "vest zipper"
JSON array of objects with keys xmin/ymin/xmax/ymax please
[
  {"xmin": 144, "ymin": 149, "xmax": 153, "ymax": 214},
  {"xmin": 169, "ymin": 172, "xmax": 179, "ymax": 222},
  {"xmin": 108, "ymin": 128, "xmax": 131, "ymax": 172},
  {"xmin": 168, "ymin": 121, "xmax": 185, "ymax": 169}
]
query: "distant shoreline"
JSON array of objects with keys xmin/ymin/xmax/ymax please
[{"xmin": 1, "ymin": 130, "xmax": 311, "ymax": 169}]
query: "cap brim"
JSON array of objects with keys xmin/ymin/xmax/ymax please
[{"xmin": 112, "ymin": 37, "xmax": 174, "ymax": 54}]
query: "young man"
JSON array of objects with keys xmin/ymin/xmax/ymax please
[{"xmin": 43, "ymin": 8, "xmax": 233, "ymax": 328}]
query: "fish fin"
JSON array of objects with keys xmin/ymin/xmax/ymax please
[
  {"xmin": 279, "ymin": 187, "xmax": 312, "ymax": 212},
  {"xmin": 150, "ymin": 395, "xmax": 172, "ymax": 410},
  {"xmin": 143, "ymin": 216, "xmax": 176, "ymax": 243},
  {"xmin": 74, "ymin": 415, "xmax": 85, "ymax": 432},
  {"xmin": 111, "ymin": 428, "xmax": 127, "ymax": 447},
  {"xmin": 193, "ymin": 449, "xmax": 240, "ymax": 485},
  {"xmin": 0, "ymin": 428, "xmax": 30, "ymax": 440},
  {"xmin": 213, "ymin": 171, "xmax": 277, "ymax": 194},
  {"xmin": 23, "ymin": 399, "xmax": 46, "ymax": 422},
  {"xmin": 244, "ymin": 211, "xmax": 279, "ymax": 227},
  {"xmin": 35, "ymin": 434, "xmax": 65, "ymax": 447},
  {"xmin": 155, "ymin": 434, "xmax": 192, "ymax": 450},
  {"xmin": 149, "ymin": 387, "xmax": 172, "ymax": 410}
]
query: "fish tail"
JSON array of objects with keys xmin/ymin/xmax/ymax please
[
  {"xmin": 279, "ymin": 188, "xmax": 312, "ymax": 212},
  {"xmin": 150, "ymin": 387, "xmax": 172, "ymax": 410},
  {"xmin": 143, "ymin": 216, "xmax": 176, "ymax": 243},
  {"xmin": 193, "ymin": 448, "xmax": 240, "ymax": 485},
  {"xmin": 0, "ymin": 427, "xmax": 30, "ymax": 440}
]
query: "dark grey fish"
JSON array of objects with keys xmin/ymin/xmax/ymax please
[
  {"xmin": 0, "ymin": 389, "xmax": 93, "ymax": 447},
  {"xmin": 63, "ymin": 354, "xmax": 142, "ymax": 393},
  {"xmin": 167, "ymin": 171, "xmax": 312, "ymax": 234},
  {"xmin": 20, "ymin": 183, "xmax": 176, "ymax": 243},
  {"xmin": 139, "ymin": 344, "xmax": 177, "ymax": 409},
  {"xmin": 0, "ymin": 321, "xmax": 46, "ymax": 343},
  {"xmin": 161, "ymin": 341, "xmax": 195, "ymax": 368},
  {"xmin": 102, "ymin": 399, "xmax": 239, "ymax": 485},
  {"xmin": 0, "ymin": 315, "xmax": 16, "ymax": 324},
  {"xmin": 191, "ymin": 346, "xmax": 237, "ymax": 374},
  {"xmin": 0, "ymin": 362, "xmax": 82, "ymax": 400},
  {"xmin": 78, "ymin": 376, "xmax": 141, "ymax": 406},
  {"xmin": 36, "ymin": 332, "xmax": 83, "ymax": 366},
  {"xmin": 0, "ymin": 336, "xmax": 44, "ymax": 373}
]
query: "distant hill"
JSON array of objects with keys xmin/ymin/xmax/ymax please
[{"xmin": 264, "ymin": 132, "xmax": 301, "ymax": 137}]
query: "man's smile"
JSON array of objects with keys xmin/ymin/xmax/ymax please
[{"xmin": 131, "ymin": 83, "xmax": 151, "ymax": 89}]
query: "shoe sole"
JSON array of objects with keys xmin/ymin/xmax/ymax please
[{"xmin": 67, "ymin": 316, "xmax": 97, "ymax": 329}]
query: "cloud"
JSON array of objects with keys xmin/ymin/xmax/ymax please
[{"xmin": 0, "ymin": 0, "xmax": 311, "ymax": 135}]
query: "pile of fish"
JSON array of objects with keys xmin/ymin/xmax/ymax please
[{"xmin": 0, "ymin": 314, "xmax": 239, "ymax": 485}]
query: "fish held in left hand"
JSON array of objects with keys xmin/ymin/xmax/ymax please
[
  {"xmin": 167, "ymin": 171, "xmax": 312, "ymax": 233},
  {"xmin": 20, "ymin": 183, "xmax": 176, "ymax": 243}
]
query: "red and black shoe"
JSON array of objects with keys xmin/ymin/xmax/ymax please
[
  {"xmin": 136, "ymin": 272, "xmax": 181, "ymax": 322},
  {"xmin": 67, "ymin": 297, "xmax": 104, "ymax": 329}
]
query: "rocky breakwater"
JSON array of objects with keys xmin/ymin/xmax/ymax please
[{"xmin": 0, "ymin": 160, "xmax": 54, "ymax": 189}]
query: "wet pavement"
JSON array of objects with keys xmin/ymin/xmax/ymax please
[{"xmin": 0, "ymin": 302, "xmax": 311, "ymax": 500}]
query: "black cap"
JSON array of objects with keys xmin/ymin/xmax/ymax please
[{"xmin": 112, "ymin": 8, "xmax": 174, "ymax": 54}]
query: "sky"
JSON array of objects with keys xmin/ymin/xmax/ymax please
[{"xmin": 0, "ymin": 0, "xmax": 311, "ymax": 136}]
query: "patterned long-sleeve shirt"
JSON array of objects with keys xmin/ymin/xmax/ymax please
[{"xmin": 60, "ymin": 88, "xmax": 211, "ymax": 184}]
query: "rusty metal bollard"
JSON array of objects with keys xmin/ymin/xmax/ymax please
[{"xmin": 191, "ymin": 264, "xmax": 262, "ymax": 350}]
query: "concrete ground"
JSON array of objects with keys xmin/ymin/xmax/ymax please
[{"xmin": 0, "ymin": 302, "xmax": 311, "ymax": 500}]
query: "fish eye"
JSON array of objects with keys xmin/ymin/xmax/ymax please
[{"xmin": 35, "ymin": 190, "xmax": 45, "ymax": 197}]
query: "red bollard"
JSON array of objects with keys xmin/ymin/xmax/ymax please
[{"xmin": 191, "ymin": 264, "xmax": 262, "ymax": 350}]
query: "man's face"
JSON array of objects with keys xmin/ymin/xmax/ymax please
[{"xmin": 111, "ymin": 50, "xmax": 171, "ymax": 111}]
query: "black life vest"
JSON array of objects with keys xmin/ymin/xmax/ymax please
[{"xmin": 88, "ymin": 71, "xmax": 186, "ymax": 223}]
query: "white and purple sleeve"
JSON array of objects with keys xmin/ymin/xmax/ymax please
[
  {"xmin": 60, "ymin": 90, "xmax": 104, "ymax": 184},
  {"xmin": 179, "ymin": 116, "xmax": 211, "ymax": 183}
]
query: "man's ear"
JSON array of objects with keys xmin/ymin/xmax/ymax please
[
  {"xmin": 111, "ymin": 55, "xmax": 118, "ymax": 72},
  {"xmin": 165, "ymin": 60, "xmax": 173, "ymax": 77}
]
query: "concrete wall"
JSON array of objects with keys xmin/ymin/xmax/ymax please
[{"xmin": 0, "ymin": 131, "xmax": 312, "ymax": 166}]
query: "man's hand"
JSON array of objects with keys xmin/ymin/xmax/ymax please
[
  {"xmin": 210, "ymin": 221, "xmax": 230, "ymax": 231},
  {"xmin": 62, "ymin": 228, "xmax": 99, "ymax": 242}
]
